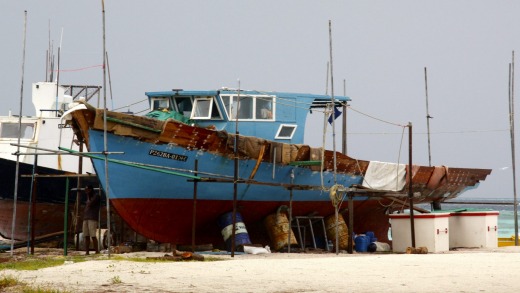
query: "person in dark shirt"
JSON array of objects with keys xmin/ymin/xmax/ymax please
[{"xmin": 82, "ymin": 185, "xmax": 101, "ymax": 254}]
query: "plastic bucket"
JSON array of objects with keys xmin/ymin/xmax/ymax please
[
  {"xmin": 325, "ymin": 214, "xmax": 349, "ymax": 250},
  {"xmin": 218, "ymin": 212, "xmax": 252, "ymax": 251},
  {"xmin": 264, "ymin": 212, "xmax": 298, "ymax": 251},
  {"xmin": 354, "ymin": 235, "xmax": 369, "ymax": 252}
]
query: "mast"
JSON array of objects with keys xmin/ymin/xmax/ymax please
[
  {"xmin": 328, "ymin": 20, "xmax": 342, "ymax": 255},
  {"xmin": 11, "ymin": 10, "xmax": 28, "ymax": 256},
  {"xmin": 101, "ymin": 0, "xmax": 112, "ymax": 256}
]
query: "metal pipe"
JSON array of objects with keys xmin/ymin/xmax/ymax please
[
  {"xmin": 63, "ymin": 178, "xmax": 69, "ymax": 256},
  {"xmin": 191, "ymin": 160, "xmax": 198, "ymax": 252},
  {"xmin": 75, "ymin": 142, "xmax": 84, "ymax": 251},
  {"xmin": 342, "ymin": 79, "xmax": 347, "ymax": 155},
  {"xmin": 27, "ymin": 155, "xmax": 37, "ymax": 254},
  {"xmin": 30, "ymin": 156, "xmax": 38, "ymax": 255},
  {"xmin": 347, "ymin": 192, "xmax": 354, "ymax": 254},
  {"xmin": 288, "ymin": 169, "xmax": 294, "ymax": 253},
  {"xmin": 11, "ymin": 10, "xmax": 28, "ymax": 257},
  {"xmin": 509, "ymin": 53, "xmax": 519, "ymax": 246},
  {"xmin": 101, "ymin": 0, "xmax": 112, "ymax": 257},
  {"xmin": 424, "ymin": 67, "xmax": 432, "ymax": 167},
  {"xmin": 231, "ymin": 81, "xmax": 241, "ymax": 257},
  {"xmin": 328, "ymin": 20, "xmax": 338, "ymax": 184},
  {"xmin": 408, "ymin": 122, "xmax": 416, "ymax": 248}
]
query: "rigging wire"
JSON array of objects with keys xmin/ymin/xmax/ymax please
[
  {"xmin": 347, "ymin": 105, "xmax": 406, "ymax": 127},
  {"xmin": 395, "ymin": 126, "xmax": 407, "ymax": 191},
  {"xmin": 112, "ymin": 98, "xmax": 148, "ymax": 111}
]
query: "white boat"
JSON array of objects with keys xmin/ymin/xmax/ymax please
[{"xmin": 0, "ymin": 82, "xmax": 98, "ymax": 240}]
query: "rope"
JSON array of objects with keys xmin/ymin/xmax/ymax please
[
  {"xmin": 346, "ymin": 129, "xmax": 508, "ymax": 135},
  {"xmin": 329, "ymin": 184, "xmax": 345, "ymax": 207},
  {"xmin": 347, "ymin": 105, "xmax": 407, "ymax": 127},
  {"xmin": 51, "ymin": 64, "xmax": 103, "ymax": 72},
  {"xmin": 396, "ymin": 126, "xmax": 406, "ymax": 191},
  {"xmin": 112, "ymin": 98, "xmax": 147, "ymax": 111}
]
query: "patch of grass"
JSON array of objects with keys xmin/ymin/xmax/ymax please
[
  {"xmin": 21, "ymin": 285, "xmax": 72, "ymax": 293},
  {"xmin": 0, "ymin": 253, "xmax": 223, "ymax": 272},
  {"xmin": 110, "ymin": 275, "xmax": 122, "ymax": 284},
  {"xmin": 0, "ymin": 255, "xmax": 88, "ymax": 271},
  {"xmin": 0, "ymin": 274, "xmax": 73, "ymax": 293},
  {"xmin": 0, "ymin": 274, "xmax": 20, "ymax": 289}
]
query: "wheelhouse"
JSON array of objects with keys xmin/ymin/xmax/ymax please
[{"xmin": 145, "ymin": 89, "xmax": 350, "ymax": 144}]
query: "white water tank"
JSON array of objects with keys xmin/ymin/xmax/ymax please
[
  {"xmin": 389, "ymin": 213, "xmax": 450, "ymax": 253},
  {"xmin": 448, "ymin": 210, "xmax": 499, "ymax": 249}
]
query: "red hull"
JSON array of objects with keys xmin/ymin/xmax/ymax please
[
  {"xmin": 0, "ymin": 199, "xmax": 72, "ymax": 241},
  {"xmin": 111, "ymin": 198, "xmax": 392, "ymax": 248}
]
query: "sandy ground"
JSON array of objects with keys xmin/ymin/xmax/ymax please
[{"xmin": 1, "ymin": 246, "xmax": 520, "ymax": 293}]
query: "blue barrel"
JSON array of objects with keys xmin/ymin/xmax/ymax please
[
  {"xmin": 218, "ymin": 212, "xmax": 252, "ymax": 251},
  {"xmin": 354, "ymin": 235, "xmax": 369, "ymax": 252}
]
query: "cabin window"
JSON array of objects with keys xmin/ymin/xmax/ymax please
[
  {"xmin": 0, "ymin": 122, "xmax": 36, "ymax": 140},
  {"xmin": 173, "ymin": 97, "xmax": 193, "ymax": 118},
  {"xmin": 223, "ymin": 95, "xmax": 274, "ymax": 121},
  {"xmin": 256, "ymin": 97, "xmax": 273, "ymax": 120},
  {"xmin": 191, "ymin": 97, "xmax": 222, "ymax": 120},
  {"xmin": 151, "ymin": 98, "xmax": 170, "ymax": 111},
  {"xmin": 275, "ymin": 124, "xmax": 297, "ymax": 140}
]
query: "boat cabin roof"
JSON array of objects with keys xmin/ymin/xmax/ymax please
[{"xmin": 144, "ymin": 89, "xmax": 351, "ymax": 144}]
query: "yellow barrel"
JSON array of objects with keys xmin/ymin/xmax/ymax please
[
  {"xmin": 325, "ymin": 214, "xmax": 349, "ymax": 250},
  {"xmin": 264, "ymin": 212, "xmax": 298, "ymax": 251}
]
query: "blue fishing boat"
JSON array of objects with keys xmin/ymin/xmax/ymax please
[{"xmin": 64, "ymin": 88, "xmax": 491, "ymax": 247}]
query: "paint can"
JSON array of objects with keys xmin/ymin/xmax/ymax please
[
  {"xmin": 218, "ymin": 211, "xmax": 252, "ymax": 251},
  {"xmin": 264, "ymin": 208, "xmax": 298, "ymax": 251},
  {"xmin": 324, "ymin": 214, "xmax": 349, "ymax": 250}
]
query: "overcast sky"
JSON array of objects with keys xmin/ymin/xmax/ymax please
[{"xmin": 2, "ymin": 1, "xmax": 520, "ymax": 199}]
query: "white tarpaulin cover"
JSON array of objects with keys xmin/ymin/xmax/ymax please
[{"xmin": 362, "ymin": 161, "xmax": 406, "ymax": 191}]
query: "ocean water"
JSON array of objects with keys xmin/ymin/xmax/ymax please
[{"xmin": 433, "ymin": 199, "xmax": 520, "ymax": 238}]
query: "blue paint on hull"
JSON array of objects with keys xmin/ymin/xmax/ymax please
[{"xmin": 88, "ymin": 129, "xmax": 364, "ymax": 202}]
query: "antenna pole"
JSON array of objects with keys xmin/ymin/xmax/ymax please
[
  {"xmin": 424, "ymin": 67, "xmax": 432, "ymax": 166},
  {"xmin": 11, "ymin": 10, "xmax": 28, "ymax": 256}
]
